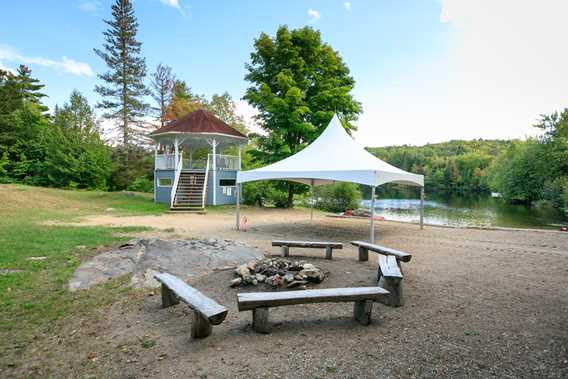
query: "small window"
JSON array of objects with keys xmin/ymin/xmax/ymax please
[
  {"xmin": 219, "ymin": 179, "xmax": 236, "ymax": 187},
  {"xmin": 158, "ymin": 178, "xmax": 172, "ymax": 187}
]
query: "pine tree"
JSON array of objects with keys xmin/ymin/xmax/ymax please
[
  {"xmin": 150, "ymin": 63, "xmax": 175, "ymax": 127},
  {"xmin": 15, "ymin": 65, "xmax": 48, "ymax": 112},
  {"xmin": 94, "ymin": 0, "xmax": 149, "ymax": 148}
]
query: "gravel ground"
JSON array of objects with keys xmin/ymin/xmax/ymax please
[{"xmin": 7, "ymin": 208, "xmax": 568, "ymax": 378}]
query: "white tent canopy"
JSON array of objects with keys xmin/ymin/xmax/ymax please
[{"xmin": 235, "ymin": 115, "xmax": 425, "ymax": 242}]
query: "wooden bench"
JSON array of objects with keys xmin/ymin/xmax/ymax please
[
  {"xmin": 272, "ymin": 240, "xmax": 343, "ymax": 260},
  {"xmin": 351, "ymin": 241, "xmax": 412, "ymax": 264},
  {"xmin": 351, "ymin": 241, "xmax": 413, "ymax": 307},
  {"xmin": 237, "ymin": 287, "xmax": 389, "ymax": 333},
  {"xmin": 154, "ymin": 272, "xmax": 228, "ymax": 338}
]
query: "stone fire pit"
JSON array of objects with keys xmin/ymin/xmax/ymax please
[{"xmin": 231, "ymin": 257, "xmax": 326, "ymax": 289}]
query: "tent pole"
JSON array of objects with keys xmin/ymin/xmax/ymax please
[
  {"xmin": 370, "ymin": 185, "xmax": 376, "ymax": 243},
  {"xmin": 310, "ymin": 179, "xmax": 314, "ymax": 220},
  {"xmin": 420, "ymin": 186, "xmax": 424, "ymax": 230},
  {"xmin": 236, "ymin": 183, "xmax": 241, "ymax": 230}
]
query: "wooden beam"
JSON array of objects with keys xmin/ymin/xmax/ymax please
[
  {"xmin": 272, "ymin": 241, "xmax": 343, "ymax": 249},
  {"xmin": 351, "ymin": 241, "xmax": 412, "ymax": 263},
  {"xmin": 154, "ymin": 273, "xmax": 228, "ymax": 325},
  {"xmin": 237, "ymin": 287, "xmax": 389, "ymax": 311},
  {"xmin": 353, "ymin": 300, "xmax": 373, "ymax": 326}
]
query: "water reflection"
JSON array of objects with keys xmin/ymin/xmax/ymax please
[{"xmin": 361, "ymin": 194, "xmax": 567, "ymax": 229}]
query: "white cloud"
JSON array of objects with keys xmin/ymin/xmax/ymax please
[
  {"xmin": 160, "ymin": 0, "xmax": 181, "ymax": 9},
  {"xmin": 344, "ymin": 2, "xmax": 351, "ymax": 12},
  {"xmin": 79, "ymin": 1, "xmax": 100, "ymax": 13},
  {"xmin": 307, "ymin": 8, "xmax": 321, "ymax": 23},
  {"xmin": 0, "ymin": 60, "xmax": 16, "ymax": 74},
  {"xmin": 354, "ymin": 0, "xmax": 568, "ymax": 147},
  {"xmin": 0, "ymin": 44, "xmax": 94, "ymax": 77}
]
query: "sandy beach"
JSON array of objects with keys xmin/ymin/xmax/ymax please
[{"xmin": 16, "ymin": 207, "xmax": 568, "ymax": 378}]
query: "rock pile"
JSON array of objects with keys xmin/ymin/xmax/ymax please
[{"xmin": 231, "ymin": 257, "xmax": 325, "ymax": 289}]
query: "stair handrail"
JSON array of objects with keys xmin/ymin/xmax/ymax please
[
  {"xmin": 202, "ymin": 154, "xmax": 210, "ymax": 209},
  {"xmin": 170, "ymin": 152, "xmax": 183, "ymax": 208}
]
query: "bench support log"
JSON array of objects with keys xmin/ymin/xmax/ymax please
[
  {"xmin": 191, "ymin": 311, "xmax": 213, "ymax": 338},
  {"xmin": 353, "ymin": 300, "xmax": 373, "ymax": 325},
  {"xmin": 281, "ymin": 246, "xmax": 289, "ymax": 257},
  {"xmin": 378, "ymin": 276, "xmax": 403, "ymax": 307},
  {"xmin": 161, "ymin": 284, "xmax": 180, "ymax": 308},
  {"xmin": 358, "ymin": 246, "xmax": 369, "ymax": 262},
  {"xmin": 252, "ymin": 308, "xmax": 270, "ymax": 333},
  {"xmin": 325, "ymin": 246, "xmax": 333, "ymax": 260}
]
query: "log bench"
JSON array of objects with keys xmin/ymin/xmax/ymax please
[
  {"xmin": 237, "ymin": 287, "xmax": 389, "ymax": 333},
  {"xmin": 154, "ymin": 272, "xmax": 228, "ymax": 338},
  {"xmin": 351, "ymin": 241, "xmax": 413, "ymax": 307},
  {"xmin": 272, "ymin": 240, "xmax": 343, "ymax": 260}
]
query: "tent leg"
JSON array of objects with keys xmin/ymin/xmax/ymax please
[
  {"xmin": 370, "ymin": 186, "xmax": 376, "ymax": 243},
  {"xmin": 236, "ymin": 183, "xmax": 241, "ymax": 231},
  {"xmin": 420, "ymin": 187, "xmax": 424, "ymax": 230},
  {"xmin": 310, "ymin": 179, "xmax": 314, "ymax": 220}
]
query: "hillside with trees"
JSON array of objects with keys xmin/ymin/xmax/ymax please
[{"xmin": 367, "ymin": 140, "xmax": 511, "ymax": 195}]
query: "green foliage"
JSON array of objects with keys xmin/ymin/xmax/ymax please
[
  {"xmin": 314, "ymin": 183, "xmax": 361, "ymax": 212},
  {"xmin": 127, "ymin": 175, "xmax": 153, "ymax": 193},
  {"xmin": 94, "ymin": 0, "xmax": 149, "ymax": 147},
  {"xmin": 244, "ymin": 25, "xmax": 362, "ymax": 207},
  {"xmin": 208, "ymin": 92, "xmax": 248, "ymax": 134},
  {"xmin": 488, "ymin": 140, "xmax": 546, "ymax": 203},
  {"xmin": 488, "ymin": 109, "xmax": 568, "ymax": 210},
  {"xmin": 368, "ymin": 140, "xmax": 511, "ymax": 195}
]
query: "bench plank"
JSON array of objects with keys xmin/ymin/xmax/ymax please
[
  {"xmin": 272, "ymin": 240, "xmax": 343, "ymax": 248},
  {"xmin": 237, "ymin": 287, "xmax": 388, "ymax": 311},
  {"xmin": 155, "ymin": 272, "xmax": 228, "ymax": 325},
  {"xmin": 351, "ymin": 241, "xmax": 412, "ymax": 262},
  {"xmin": 378, "ymin": 255, "xmax": 402, "ymax": 279}
]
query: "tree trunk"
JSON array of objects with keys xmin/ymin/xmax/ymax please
[{"xmin": 287, "ymin": 184, "xmax": 294, "ymax": 208}]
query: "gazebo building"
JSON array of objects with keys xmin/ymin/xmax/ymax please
[{"xmin": 149, "ymin": 109, "xmax": 248, "ymax": 211}]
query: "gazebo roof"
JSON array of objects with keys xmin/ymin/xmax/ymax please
[{"xmin": 149, "ymin": 109, "xmax": 247, "ymax": 140}]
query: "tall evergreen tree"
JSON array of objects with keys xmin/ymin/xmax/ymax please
[
  {"xmin": 94, "ymin": 0, "xmax": 149, "ymax": 148},
  {"xmin": 15, "ymin": 65, "xmax": 48, "ymax": 112},
  {"xmin": 150, "ymin": 63, "xmax": 175, "ymax": 127}
]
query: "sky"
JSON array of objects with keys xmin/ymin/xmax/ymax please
[{"xmin": 1, "ymin": 0, "xmax": 567, "ymax": 147}]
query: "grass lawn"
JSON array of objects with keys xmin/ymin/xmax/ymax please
[{"xmin": 0, "ymin": 184, "xmax": 167, "ymax": 363}]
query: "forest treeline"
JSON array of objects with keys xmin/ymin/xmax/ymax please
[
  {"xmin": 368, "ymin": 112, "xmax": 568, "ymax": 212},
  {"xmin": 368, "ymin": 140, "xmax": 511, "ymax": 195}
]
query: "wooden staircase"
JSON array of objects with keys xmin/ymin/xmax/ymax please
[{"xmin": 171, "ymin": 170, "xmax": 207, "ymax": 212}]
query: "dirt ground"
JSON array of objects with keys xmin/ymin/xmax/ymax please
[{"xmin": 9, "ymin": 208, "xmax": 568, "ymax": 378}]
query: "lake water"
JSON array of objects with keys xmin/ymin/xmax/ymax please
[{"xmin": 361, "ymin": 194, "xmax": 568, "ymax": 229}]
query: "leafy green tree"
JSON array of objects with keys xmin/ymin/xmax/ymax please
[
  {"xmin": 164, "ymin": 80, "xmax": 206, "ymax": 121},
  {"xmin": 94, "ymin": 0, "xmax": 149, "ymax": 148},
  {"xmin": 208, "ymin": 92, "xmax": 248, "ymax": 134},
  {"xmin": 0, "ymin": 69, "xmax": 24, "ymax": 115},
  {"xmin": 150, "ymin": 63, "xmax": 175, "ymax": 127},
  {"xmin": 244, "ymin": 25, "xmax": 362, "ymax": 207},
  {"xmin": 53, "ymin": 90, "xmax": 96, "ymax": 135}
]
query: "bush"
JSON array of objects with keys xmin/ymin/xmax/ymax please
[
  {"xmin": 127, "ymin": 175, "xmax": 153, "ymax": 193},
  {"xmin": 314, "ymin": 183, "xmax": 361, "ymax": 212},
  {"xmin": 542, "ymin": 177, "xmax": 568, "ymax": 210}
]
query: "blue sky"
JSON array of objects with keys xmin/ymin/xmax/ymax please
[{"xmin": 1, "ymin": 1, "xmax": 566, "ymax": 146}]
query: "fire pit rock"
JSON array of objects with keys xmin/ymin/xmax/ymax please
[{"xmin": 231, "ymin": 257, "xmax": 326, "ymax": 289}]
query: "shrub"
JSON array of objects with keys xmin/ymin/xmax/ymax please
[
  {"xmin": 127, "ymin": 175, "xmax": 153, "ymax": 193},
  {"xmin": 314, "ymin": 183, "xmax": 361, "ymax": 212}
]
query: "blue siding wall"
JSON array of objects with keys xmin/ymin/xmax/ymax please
[
  {"xmin": 207, "ymin": 170, "xmax": 237, "ymax": 205},
  {"xmin": 154, "ymin": 169, "xmax": 238, "ymax": 206},
  {"xmin": 154, "ymin": 170, "xmax": 175, "ymax": 205}
]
